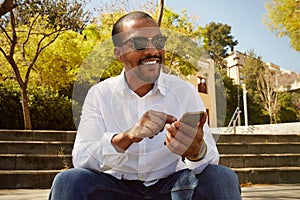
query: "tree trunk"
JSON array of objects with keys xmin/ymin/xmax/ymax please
[
  {"xmin": 20, "ymin": 84, "xmax": 32, "ymax": 130},
  {"xmin": 157, "ymin": 0, "xmax": 164, "ymax": 27},
  {"xmin": 0, "ymin": 0, "xmax": 16, "ymax": 17}
]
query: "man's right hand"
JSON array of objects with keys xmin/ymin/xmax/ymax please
[
  {"xmin": 112, "ymin": 110, "xmax": 176, "ymax": 152},
  {"xmin": 127, "ymin": 110, "xmax": 177, "ymax": 142}
]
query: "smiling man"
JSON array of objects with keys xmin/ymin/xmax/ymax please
[
  {"xmin": 49, "ymin": 11, "xmax": 241, "ymax": 200},
  {"xmin": 113, "ymin": 17, "xmax": 166, "ymax": 97}
]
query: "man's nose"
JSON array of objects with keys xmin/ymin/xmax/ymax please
[{"xmin": 145, "ymin": 38, "xmax": 157, "ymax": 50}]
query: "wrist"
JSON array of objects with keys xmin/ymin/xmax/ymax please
[
  {"xmin": 111, "ymin": 132, "xmax": 135, "ymax": 152},
  {"xmin": 125, "ymin": 129, "xmax": 142, "ymax": 143},
  {"xmin": 186, "ymin": 141, "xmax": 207, "ymax": 162}
]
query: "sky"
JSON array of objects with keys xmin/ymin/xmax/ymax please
[{"xmin": 88, "ymin": 0, "xmax": 300, "ymax": 73}]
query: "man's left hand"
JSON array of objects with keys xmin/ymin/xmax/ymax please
[{"xmin": 164, "ymin": 112, "xmax": 207, "ymax": 157}]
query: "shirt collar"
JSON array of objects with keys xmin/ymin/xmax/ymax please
[{"xmin": 118, "ymin": 70, "xmax": 167, "ymax": 97}]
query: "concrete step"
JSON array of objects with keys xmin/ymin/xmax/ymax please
[
  {"xmin": 219, "ymin": 153, "xmax": 300, "ymax": 168},
  {"xmin": 1, "ymin": 167, "xmax": 299, "ymax": 189},
  {"xmin": 0, "ymin": 141, "xmax": 73, "ymax": 154},
  {"xmin": 216, "ymin": 133, "xmax": 300, "ymax": 143},
  {"xmin": 233, "ymin": 167, "xmax": 300, "ymax": 184},
  {"xmin": 0, "ymin": 154, "xmax": 73, "ymax": 170},
  {"xmin": 1, "ymin": 153, "xmax": 298, "ymax": 172},
  {"xmin": 0, "ymin": 131, "xmax": 299, "ymax": 188},
  {"xmin": 0, "ymin": 170, "xmax": 62, "ymax": 189},
  {"xmin": 217, "ymin": 142, "xmax": 300, "ymax": 154},
  {"xmin": 0, "ymin": 130, "xmax": 76, "ymax": 141}
]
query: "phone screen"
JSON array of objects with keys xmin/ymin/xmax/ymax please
[{"xmin": 179, "ymin": 111, "xmax": 204, "ymax": 127}]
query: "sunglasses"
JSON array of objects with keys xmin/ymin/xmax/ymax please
[{"xmin": 120, "ymin": 35, "xmax": 167, "ymax": 51}]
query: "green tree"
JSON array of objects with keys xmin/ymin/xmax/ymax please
[
  {"xmin": 0, "ymin": 0, "xmax": 89, "ymax": 129},
  {"xmin": 201, "ymin": 22, "xmax": 238, "ymax": 68},
  {"xmin": 264, "ymin": 0, "xmax": 300, "ymax": 51},
  {"xmin": 241, "ymin": 50, "xmax": 279, "ymax": 124}
]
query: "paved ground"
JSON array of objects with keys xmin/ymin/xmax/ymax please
[
  {"xmin": 241, "ymin": 184, "xmax": 300, "ymax": 199},
  {"xmin": 0, "ymin": 184, "xmax": 299, "ymax": 199}
]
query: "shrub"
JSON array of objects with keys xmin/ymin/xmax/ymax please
[{"xmin": 0, "ymin": 81, "xmax": 76, "ymax": 130}]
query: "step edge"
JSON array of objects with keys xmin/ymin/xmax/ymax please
[
  {"xmin": 0, "ymin": 154, "xmax": 72, "ymax": 157},
  {"xmin": 232, "ymin": 166, "xmax": 300, "ymax": 172},
  {"xmin": 0, "ymin": 169, "xmax": 64, "ymax": 174},
  {"xmin": 220, "ymin": 153, "xmax": 300, "ymax": 157}
]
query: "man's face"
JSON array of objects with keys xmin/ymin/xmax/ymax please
[{"xmin": 115, "ymin": 18, "xmax": 166, "ymax": 84}]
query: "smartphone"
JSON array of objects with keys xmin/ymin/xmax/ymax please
[{"xmin": 179, "ymin": 111, "xmax": 205, "ymax": 127}]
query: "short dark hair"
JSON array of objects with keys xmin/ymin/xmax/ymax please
[{"xmin": 112, "ymin": 11, "xmax": 155, "ymax": 47}]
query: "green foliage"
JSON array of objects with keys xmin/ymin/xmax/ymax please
[
  {"xmin": 7, "ymin": 0, "xmax": 89, "ymax": 31},
  {"xmin": 277, "ymin": 92, "xmax": 299, "ymax": 122},
  {"xmin": 163, "ymin": 29, "xmax": 203, "ymax": 76},
  {"xmin": 215, "ymin": 69, "xmax": 245, "ymax": 126},
  {"xmin": 0, "ymin": 0, "xmax": 90, "ymax": 129},
  {"xmin": 264, "ymin": 0, "xmax": 300, "ymax": 51},
  {"xmin": 77, "ymin": 37, "xmax": 117, "ymax": 84},
  {"xmin": 215, "ymin": 67, "xmax": 270, "ymax": 126},
  {"xmin": 240, "ymin": 50, "xmax": 279, "ymax": 123},
  {"xmin": 159, "ymin": 9, "xmax": 201, "ymax": 38},
  {"xmin": 0, "ymin": 80, "xmax": 76, "ymax": 130},
  {"xmin": 245, "ymin": 92, "xmax": 270, "ymax": 125},
  {"xmin": 0, "ymin": 80, "xmax": 23, "ymax": 129},
  {"xmin": 240, "ymin": 50, "xmax": 265, "ymax": 99},
  {"xmin": 33, "ymin": 30, "xmax": 94, "ymax": 89},
  {"xmin": 215, "ymin": 69, "xmax": 230, "ymax": 126},
  {"xmin": 201, "ymin": 22, "xmax": 238, "ymax": 68},
  {"xmin": 160, "ymin": 9, "xmax": 203, "ymax": 76},
  {"xmin": 28, "ymin": 86, "xmax": 76, "ymax": 130}
]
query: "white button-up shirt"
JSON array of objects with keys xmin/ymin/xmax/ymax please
[{"xmin": 73, "ymin": 72, "xmax": 219, "ymax": 182}]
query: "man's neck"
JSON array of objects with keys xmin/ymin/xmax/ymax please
[
  {"xmin": 125, "ymin": 74, "xmax": 155, "ymax": 97},
  {"xmin": 133, "ymin": 83, "xmax": 154, "ymax": 97}
]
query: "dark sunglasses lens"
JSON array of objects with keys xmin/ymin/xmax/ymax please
[
  {"xmin": 132, "ymin": 38, "xmax": 148, "ymax": 50},
  {"xmin": 153, "ymin": 36, "xmax": 167, "ymax": 50}
]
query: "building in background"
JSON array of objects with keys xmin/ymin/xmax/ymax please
[
  {"xmin": 187, "ymin": 57, "xmax": 218, "ymax": 127},
  {"xmin": 188, "ymin": 51, "xmax": 299, "ymax": 128},
  {"xmin": 224, "ymin": 51, "xmax": 300, "ymax": 91}
]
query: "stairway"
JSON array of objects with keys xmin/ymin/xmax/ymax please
[
  {"xmin": 0, "ymin": 130, "xmax": 299, "ymax": 188},
  {"xmin": 217, "ymin": 134, "xmax": 300, "ymax": 184},
  {"xmin": 0, "ymin": 130, "xmax": 75, "ymax": 189}
]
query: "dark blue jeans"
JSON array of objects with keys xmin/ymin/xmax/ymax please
[{"xmin": 49, "ymin": 165, "xmax": 241, "ymax": 200}]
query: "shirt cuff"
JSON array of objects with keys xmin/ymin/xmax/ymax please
[{"xmin": 101, "ymin": 132, "xmax": 128, "ymax": 168}]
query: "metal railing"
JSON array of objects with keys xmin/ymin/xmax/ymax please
[{"xmin": 227, "ymin": 107, "xmax": 241, "ymax": 134}]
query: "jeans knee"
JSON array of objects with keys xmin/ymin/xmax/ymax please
[
  {"xmin": 213, "ymin": 165, "xmax": 241, "ymax": 199},
  {"xmin": 194, "ymin": 165, "xmax": 241, "ymax": 200},
  {"xmin": 50, "ymin": 168, "xmax": 92, "ymax": 200},
  {"xmin": 219, "ymin": 165, "xmax": 240, "ymax": 186},
  {"xmin": 51, "ymin": 170, "xmax": 69, "ymax": 188}
]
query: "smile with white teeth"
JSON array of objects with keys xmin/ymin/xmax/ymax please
[{"xmin": 141, "ymin": 60, "xmax": 158, "ymax": 65}]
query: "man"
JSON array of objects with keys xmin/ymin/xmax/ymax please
[{"xmin": 49, "ymin": 11, "xmax": 241, "ymax": 199}]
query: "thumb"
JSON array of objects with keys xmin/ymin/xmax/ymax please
[{"xmin": 166, "ymin": 114, "xmax": 177, "ymax": 124}]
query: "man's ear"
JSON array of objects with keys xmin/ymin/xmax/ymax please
[{"xmin": 114, "ymin": 47, "xmax": 124, "ymax": 62}]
